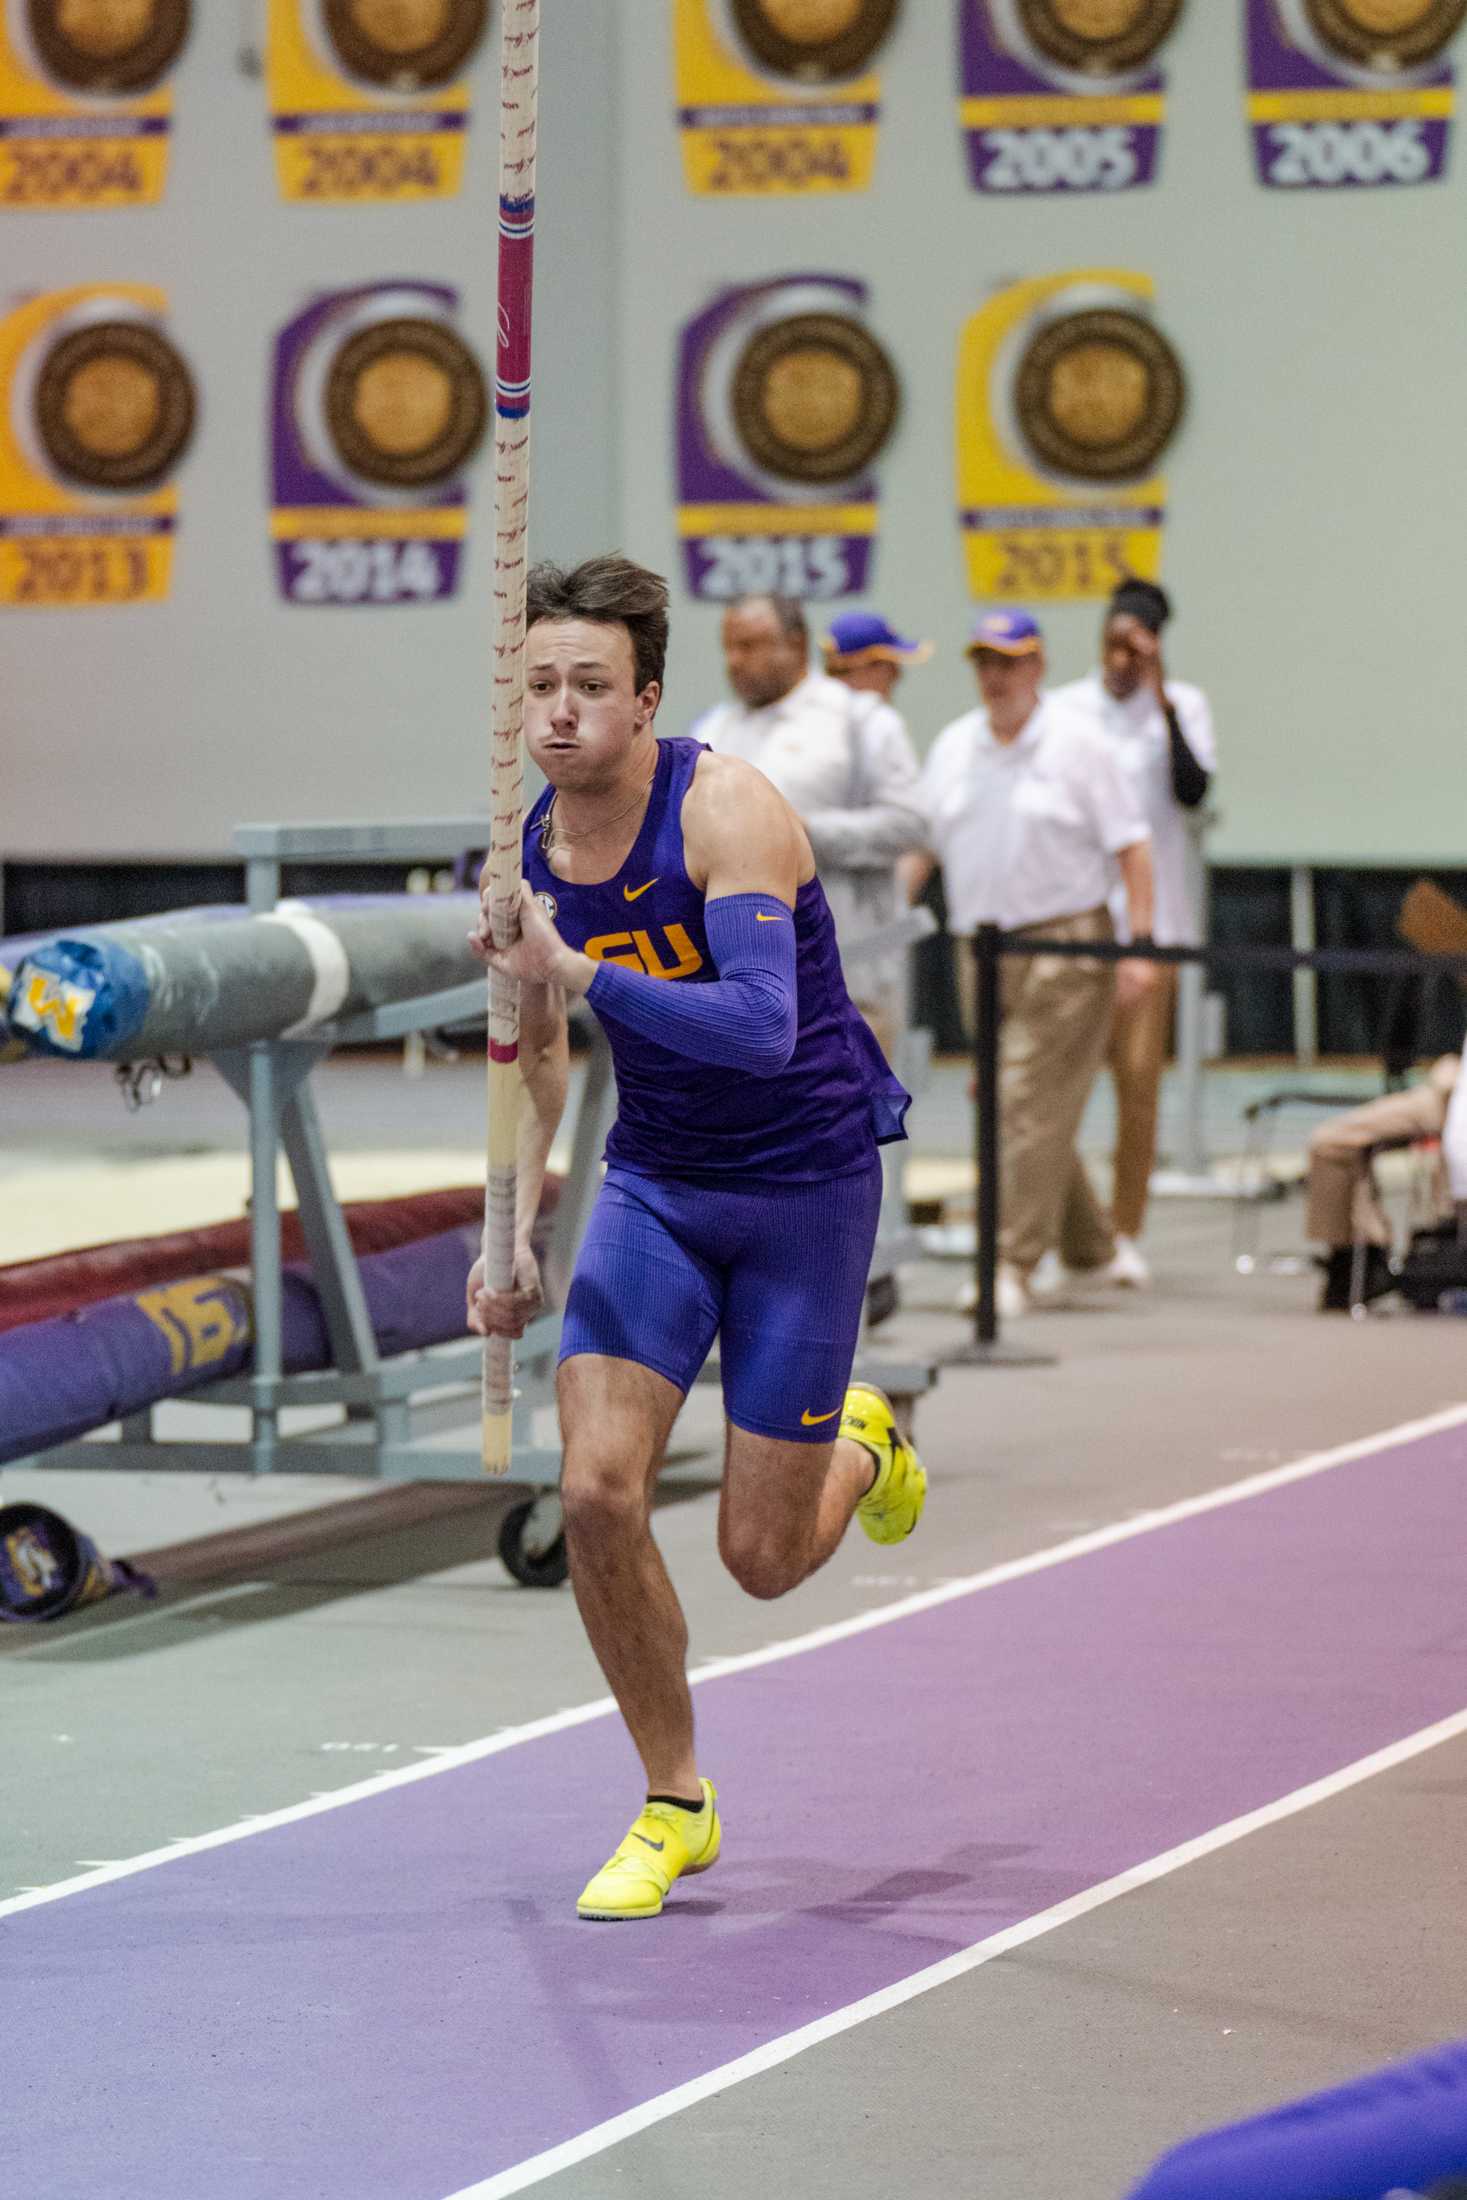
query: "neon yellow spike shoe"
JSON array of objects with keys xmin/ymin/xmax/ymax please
[
  {"xmin": 844, "ymin": 1383, "xmax": 927, "ymax": 1546},
  {"xmin": 576, "ymin": 1779, "xmax": 721, "ymax": 1922}
]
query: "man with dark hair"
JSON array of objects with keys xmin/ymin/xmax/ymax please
[
  {"xmin": 697, "ymin": 593, "xmax": 925, "ymax": 1060},
  {"xmin": 1053, "ymin": 577, "xmax": 1216, "ymax": 1290},
  {"xmin": 467, "ymin": 555, "xmax": 925, "ymax": 1922}
]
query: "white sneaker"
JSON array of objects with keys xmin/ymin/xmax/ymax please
[
  {"xmin": 956, "ymin": 1264, "xmax": 1031, "ymax": 1320},
  {"xmin": 1029, "ymin": 1251, "xmax": 1105, "ymax": 1305},
  {"xmin": 1027, "ymin": 1250, "xmax": 1068, "ymax": 1303},
  {"xmin": 1105, "ymin": 1236, "xmax": 1151, "ymax": 1289}
]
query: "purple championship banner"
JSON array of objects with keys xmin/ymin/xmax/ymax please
[
  {"xmin": 269, "ymin": 281, "xmax": 488, "ymax": 609},
  {"xmin": 1246, "ymin": 0, "xmax": 1456, "ymax": 189},
  {"xmin": 675, "ymin": 274, "xmax": 897, "ymax": 604},
  {"xmin": 957, "ymin": 0, "xmax": 1175, "ymax": 195}
]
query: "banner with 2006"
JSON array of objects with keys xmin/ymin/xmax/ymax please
[
  {"xmin": 673, "ymin": 0, "xmax": 898, "ymax": 195},
  {"xmin": 0, "ymin": 0, "xmax": 190, "ymax": 209},
  {"xmin": 265, "ymin": 0, "xmax": 488, "ymax": 203},
  {"xmin": 0, "ymin": 286, "xmax": 196, "ymax": 608},
  {"xmin": 955, "ymin": 269, "xmax": 1185, "ymax": 601},
  {"xmin": 1246, "ymin": 0, "xmax": 1463, "ymax": 188}
]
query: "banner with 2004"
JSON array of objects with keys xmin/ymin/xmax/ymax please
[
  {"xmin": 673, "ymin": 0, "xmax": 897, "ymax": 195},
  {"xmin": 0, "ymin": 0, "xmax": 189, "ymax": 209}
]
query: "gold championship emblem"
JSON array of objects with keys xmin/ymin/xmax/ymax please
[
  {"xmin": 1300, "ymin": 0, "xmax": 1467, "ymax": 69},
  {"xmin": 321, "ymin": 0, "xmax": 488, "ymax": 91},
  {"xmin": 1013, "ymin": 306, "xmax": 1184, "ymax": 483},
  {"xmin": 1013, "ymin": 0, "xmax": 1182, "ymax": 75},
  {"xmin": 726, "ymin": 0, "xmax": 899, "ymax": 82},
  {"xmin": 322, "ymin": 316, "xmax": 487, "ymax": 490},
  {"xmin": 730, "ymin": 312, "xmax": 898, "ymax": 486},
  {"xmin": 23, "ymin": 0, "xmax": 192, "ymax": 94},
  {"xmin": 33, "ymin": 319, "xmax": 196, "ymax": 493}
]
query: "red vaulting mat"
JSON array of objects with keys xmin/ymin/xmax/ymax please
[{"xmin": 0, "ymin": 1181, "xmax": 562, "ymax": 1334}]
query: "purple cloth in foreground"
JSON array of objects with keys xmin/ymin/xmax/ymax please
[
  {"xmin": 0, "ymin": 1227, "xmax": 477, "ymax": 1463},
  {"xmin": 1129, "ymin": 2038, "xmax": 1467, "ymax": 2200}
]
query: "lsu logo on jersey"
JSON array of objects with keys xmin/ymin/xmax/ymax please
[{"xmin": 584, "ymin": 925, "xmax": 704, "ymax": 981}]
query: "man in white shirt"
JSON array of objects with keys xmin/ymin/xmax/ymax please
[
  {"xmin": 1055, "ymin": 579, "xmax": 1216, "ymax": 1286},
  {"xmin": 1306, "ymin": 1047, "xmax": 1467, "ymax": 1309},
  {"xmin": 908, "ymin": 609, "xmax": 1156, "ymax": 1318},
  {"xmin": 697, "ymin": 594, "xmax": 926, "ymax": 1059}
]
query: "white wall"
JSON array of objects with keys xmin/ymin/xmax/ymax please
[
  {"xmin": 3, "ymin": 2, "xmax": 1465, "ymax": 864},
  {"xmin": 0, "ymin": 0, "xmax": 618, "ymax": 858},
  {"xmin": 618, "ymin": 0, "xmax": 1467, "ymax": 866}
]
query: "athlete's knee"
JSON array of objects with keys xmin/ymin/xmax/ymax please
[
  {"xmin": 560, "ymin": 1446, "xmax": 648, "ymax": 1543},
  {"xmin": 718, "ymin": 1520, "xmax": 806, "ymax": 1602}
]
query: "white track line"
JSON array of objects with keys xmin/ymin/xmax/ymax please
[
  {"xmin": 442, "ymin": 1703, "xmax": 1467, "ymax": 2200},
  {"xmin": 2, "ymin": 1400, "xmax": 1464, "ymax": 1925}
]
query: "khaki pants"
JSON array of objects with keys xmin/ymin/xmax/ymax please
[
  {"xmin": 958, "ymin": 910, "xmax": 1117, "ymax": 1280},
  {"xmin": 1305, "ymin": 1058, "xmax": 1456, "ymax": 1247},
  {"xmin": 1058, "ymin": 965, "xmax": 1177, "ymax": 1254}
]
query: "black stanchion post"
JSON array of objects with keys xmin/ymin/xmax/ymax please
[
  {"xmin": 975, "ymin": 921, "xmax": 1000, "ymax": 1345},
  {"xmin": 944, "ymin": 925, "xmax": 1054, "ymax": 1371}
]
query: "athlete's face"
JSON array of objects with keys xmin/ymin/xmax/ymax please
[{"xmin": 524, "ymin": 619, "xmax": 660, "ymax": 790}]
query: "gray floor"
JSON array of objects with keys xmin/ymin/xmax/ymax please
[{"xmin": 3, "ymin": 1051, "xmax": 1464, "ymax": 2196}]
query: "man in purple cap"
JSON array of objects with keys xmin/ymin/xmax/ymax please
[
  {"xmin": 698, "ymin": 595, "xmax": 926, "ymax": 1061},
  {"xmin": 906, "ymin": 609, "xmax": 1157, "ymax": 1319},
  {"xmin": 821, "ymin": 610, "xmax": 934, "ymax": 705}
]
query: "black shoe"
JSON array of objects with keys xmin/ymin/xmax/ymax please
[{"xmin": 1317, "ymin": 1244, "xmax": 1397, "ymax": 1312}]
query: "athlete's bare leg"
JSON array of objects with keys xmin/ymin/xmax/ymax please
[
  {"xmin": 557, "ymin": 1353, "xmax": 697, "ymax": 1798},
  {"xmin": 717, "ymin": 1424, "xmax": 873, "ymax": 1602}
]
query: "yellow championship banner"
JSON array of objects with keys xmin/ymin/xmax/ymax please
[
  {"xmin": 673, "ymin": 0, "xmax": 896, "ymax": 195},
  {"xmin": 0, "ymin": 286, "xmax": 195, "ymax": 609},
  {"xmin": 265, "ymin": 0, "xmax": 488, "ymax": 204},
  {"xmin": 0, "ymin": 0, "xmax": 190, "ymax": 209},
  {"xmin": 955, "ymin": 268, "xmax": 1185, "ymax": 602}
]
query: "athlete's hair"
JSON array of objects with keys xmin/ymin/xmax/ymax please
[
  {"xmin": 732, "ymin": 594, "xmax": 808, "ymax": 645},
  {"xmin": 526, "ymin": 555, "xmax": 670, "ymax": 693}
]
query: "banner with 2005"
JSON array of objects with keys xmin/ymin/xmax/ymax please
[
  {"xmin": 1246, "ymin": 0, "xmax": 1462, "ymax": 188},
  {"xmin": 0, "ymin": 286, "xmax": 195, "ymax": 609},
  {"xmin": 955, "ymin": 269, "xmax": 1185, "ymax": 601},
  {"xmin": 0, "ymin": 0, "xmax": 190, "ymax": 209},
  {"xmin": 265, "ymin": 0, "xmax": 488, "ymax": 204},
  {"xmin": 958, "ymin": 0, "xmax": 1183, "ymax": 195},
  {"xmin": 673, "ymin": 0, "xmax": 898, "ymax": 195}
]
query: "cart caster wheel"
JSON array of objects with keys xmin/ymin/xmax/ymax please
[{"xmin": 498, "ymin": 1496, "xmax": 568, "ymax": 1588}]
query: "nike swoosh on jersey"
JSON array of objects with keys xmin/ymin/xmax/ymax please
[
  {"xmin": 800, "ymin": 1407, "xmax": 841, "ymax": 1425},
  {"xmin": 623, "ymin": 879, "xmax": 659, "ymax": 902}
]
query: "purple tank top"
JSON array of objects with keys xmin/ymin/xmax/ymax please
[{"xmin": 523, "ymin": 737, "xmax": 908, "ymax": 1185}]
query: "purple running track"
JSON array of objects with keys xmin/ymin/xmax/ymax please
[{"xmin": 6, "ymin": 1421, "xmax": 1467, "ymax": 2199}]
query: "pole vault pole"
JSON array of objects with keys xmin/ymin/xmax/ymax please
[{"xmin": 482, "ymin": 0, "xmax": 540, "ymax": 1473}]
